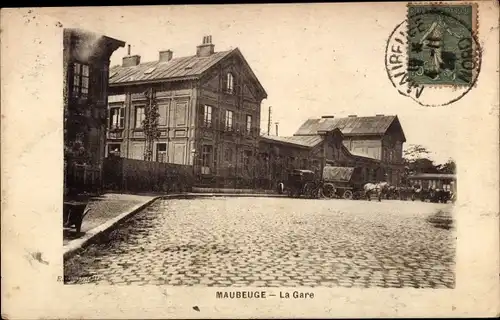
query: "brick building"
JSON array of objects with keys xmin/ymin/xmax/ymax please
[
  {"xmin": 293, "ymin": 114, "xmax": 406, "ymax": 186},
  {"xmin": 106, "ymin": 36, "xmax": 267, "ymax": 187},
  {"xmin": 257, "ymin": 127, "xmax": 384, "ymax": 189},
  {"xmin": 255, "ymin": 114, "xmax": 406, "ymax": 189},
  {"xmin": 64, "ymin": 28, "xmax": 125, "ymax": 195}
]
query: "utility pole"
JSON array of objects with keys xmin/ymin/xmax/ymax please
[{"xmin": 267, "ymin": 106, "xmax": 272, "ymax": 135}]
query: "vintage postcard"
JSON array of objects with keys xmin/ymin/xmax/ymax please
[{"xmin": 1, "ymin": 2, "xmax": 499, "ymax": 319}]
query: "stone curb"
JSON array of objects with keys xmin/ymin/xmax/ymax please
[
  {"xmin": 63, "ymin": 192, "xmax": 287, "ymax": 260},
  {"xmin": 63, "ymin": 196, "xmax": 162, "ymax": 260},
  {"xmin": 184, "ymin": 192, "xmax": 287, "ymax": 198},
  {"xmin": 191, "ymin": 187, "xmax": 277, "ymax": 194}
]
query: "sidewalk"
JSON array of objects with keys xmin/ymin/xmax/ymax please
[
  {"xmin": 63, "ymin": 193, "xmax": 158, "ymax": 253},
  {"xmin": 63, "ymin": 190, "xmax": 287, "ymax": 259}
]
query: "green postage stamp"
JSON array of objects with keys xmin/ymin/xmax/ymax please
[{"xmin": 407, "ymin": 3, "xmax": 479, "ymax": 86}]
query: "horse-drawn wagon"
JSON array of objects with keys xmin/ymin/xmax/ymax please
[
  {"xmin": 283, "ymin": 165, "xmax": 367, "ymax": 200},
  {"xmin": 407, "ymin": 173, "xmax": 457, "ymax": 203},
  {"xmin": 321, "ymin": 166, "xmax": 366, "ymax": 200},
  {"xmin": 286, "ymin": 169, "xmax": 322, "ymax": 198},
  {"xmin": 411, "ymin": 186, "xmax": 453, "ymax": 203}
]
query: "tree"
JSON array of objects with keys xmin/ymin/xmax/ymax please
[
  {"xmin": 142, "ymin": 88, "xmax": 161, "ymax": 161},
  {"xmin": 437, "ymin": 158, "xmax": 456, "ymax": 174},
  {"xmin": 401, "ymin": 144, "xmax": 437, "ymax": 185},
  {"xmin": 410, "ymin": 158, "xmax": 439, "ymax": 174},
  {"xmin": 403, "ymin": 144, "xmax": 431, "ymax": 162}
]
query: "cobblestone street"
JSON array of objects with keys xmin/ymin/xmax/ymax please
[{"xmin": 64, "ymin": 197, "xmax": 455, "ymax": 288}]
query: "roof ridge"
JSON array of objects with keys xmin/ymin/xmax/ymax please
[
  {"xmin": 113, "ymin": 49, "xmax": 234, "ymax": 69},
  {"xmin": 109, "ymin": 49, "xmax": 235, "ymax": 84},
  {"xmin": 310, "ymin": 115, "xmax": 396, "ymax": 119}
]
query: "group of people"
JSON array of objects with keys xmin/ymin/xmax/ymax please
[
  {"xmin": 276, "ymin": 179, "xmax": 454, "ymax": 203},
  {"xmin": 365, "ymin": 183, "xmax": 455, "ymax": 203}
]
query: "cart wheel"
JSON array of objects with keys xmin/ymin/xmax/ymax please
[
  {"xmin": 303, "ymin": 183, "xmax": 315, "ymax": 198},
  {"xmin": 343, "ymin": 190, "xmax": 353, "ymax": 200},
  {"xmin": 352, "ymin": 191, "xmax": 361, "ymax": 200},
  {"xmin": 323, "ymin": 184, "xmax": 336, "ymax": 198},
  {"xmin": 315, "ymin": 187, "xmax": 322, "ymax": 199}
]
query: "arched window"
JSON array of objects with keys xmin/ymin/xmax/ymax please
[{"xmin": 226, "ymin": 72, "xmax": 234, "ymax": 94}]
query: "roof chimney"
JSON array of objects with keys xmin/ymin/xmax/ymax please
[
  {"xmin": 376, "ymin": 114, "xmax": 385, "ymax": 117},
  {"xmin": 348, "ymin": 114, "xmax": 357, "ymax": 117},
  {"xmin": 122, "ymin": 54, "xmax": 141, "ymax": 67},
  {"xmin": 196, "ymin": 35, "xmax": 215, "ymax": 57},
  {"xmin": 159, "ymin": 49, "xmax": 173, "ymax": 62},
  {"xmin": 321, "ymin": 115, "xmax": 335, "ymax": 119}
]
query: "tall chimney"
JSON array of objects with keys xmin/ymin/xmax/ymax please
[
  {"xmin": 159, "ymin": 49, "xmax": 173, "ymax": 62},
  {"xmin": 275, "ymin": 122, "xmax": 279, "ymax": 136},
  {"xmin": 127, "ymin": 44, "xmax": 131, "ymax": 55},
  {"xmin": 196, "ymin": 35, "xmax": 215, "ymax": 57}
]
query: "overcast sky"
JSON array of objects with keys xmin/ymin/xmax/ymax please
[{"xmin": 51, "ymin": 3, "xmax": 468, "ymax": 164}]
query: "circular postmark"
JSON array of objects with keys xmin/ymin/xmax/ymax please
[{"xmin": 385, "ymin": 6, "xmax": 481, "ymax": 107}]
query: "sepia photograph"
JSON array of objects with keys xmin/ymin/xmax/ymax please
[{"xmin": 2, "ymin": 2, "xmax": 499, "ymax": 319}]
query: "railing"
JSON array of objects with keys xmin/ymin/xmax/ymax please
[{"xmin": 107, "ymin": 130, "xmax": 123, "ymax": 139}]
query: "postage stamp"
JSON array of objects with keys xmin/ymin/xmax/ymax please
[
  {"xmin": 385, "ymin": 2, "xmax": 481, "ymax": 107},
  {"xmin": 407, "ymin": 3, "xmax": 479, "ymax": 86}
]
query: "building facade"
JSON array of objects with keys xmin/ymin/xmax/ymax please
[
  {"xmin": 106, "ymin": 36, "xmax": 267, "ymax": 187},
  {"xmin": 293, "ymin": 115, "xmax": 406, "ymax": 186},
  {"xmin": 64, "ymin": 28, "xmax": 125, "ymax": 195},
  {"xmin": 257, "ymin": 128, "xmax": 384, "ymax": 189}
]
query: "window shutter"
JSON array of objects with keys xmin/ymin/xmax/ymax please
[
  {"xmin": 222, "ymin": 110, "xmax": 226, "ymax": 130},
  {"xmin": 235, "ymin": 77, "xmax": 241, "ymax": 96},
  {"xmin": 71, "ymin": 63, "xmax": 80, "ymax": 97},
  {"xmin": 213, "ymin": 145, "xmax": 218, "ymax": 169},
  {"xmin": 119, "ymin": 108, "xmax": 125, "ymax": 128},
  {"xmin": 211, "ymin": 107, "xmax": 217, "ymax": 129},
  {"xmin": 89, "ymin": 65, "xmax": 98, "ymax": 101},
  {"xmin": 198, "ymin": 104, "xmax": 204, "ymax": 126},
  {"xmin": 222, "ymin": 73, "xmax": 228, "ymax": 92},
  {"xmin": 106, "ymin": 108, "xmax": 111, "ymax": 127}
]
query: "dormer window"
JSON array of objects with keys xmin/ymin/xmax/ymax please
[
  {"xmin": 144, "ymin": 66, "xmax": 157, "ymax": 74},
  {"xmin": 184, "ymin": 60, "xmax": 198, "ymax": 70},
  {"xmin": 225, "ymin": 72, "xmax": 234, "ymax": 94}
]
